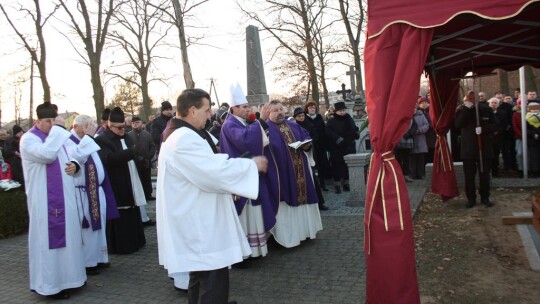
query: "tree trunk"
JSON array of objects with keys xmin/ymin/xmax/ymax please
[
  {"xmin": 140, "ymin": 72, "xmax": 151, "ymax": 119},
  {"xmin": 90, "ymin": 59, "xmax": 105, "ymax": 123},
  {"xmin": 498, "ymin": 69, "xmax": 509, "ymax": 95},
  {"xmin": 525, "ymin": 65, "xmax": 538, "ymax": 93},
  {"xmin": 299, "ymin": 0, "xmax": 319, "ymax": 105},
  {"xmin": 172, "ymin": 0, "xmax": 195, "ymax": 89}
]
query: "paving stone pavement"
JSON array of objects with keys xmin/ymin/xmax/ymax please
[{"xmin": 5, "ymin": 175, "xmax": 531, "ymax": 303}]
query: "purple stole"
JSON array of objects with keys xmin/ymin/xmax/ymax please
[
  {"xmin": 95, "ymin": 126, "xmax": 105, "ymax": 136},
  {"xmin": 70, "ymin": 135, "xmax": 119, "ymax": 231},
  {"xmin": 30, "ymin": 127, "xmax": 66, "ymax": 249}
]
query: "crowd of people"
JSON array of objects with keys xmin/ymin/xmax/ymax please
[
  {"xmin": 6, "ymin": 84, "xmax": 538, "ymax": 303},
  {"xmin": 12, "ymin": 86, "xmax": 332, "ymax": 303}
]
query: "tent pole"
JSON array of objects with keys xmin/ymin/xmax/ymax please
[{"xmin": 519, "ymin": 67, "xmax": 528, "ymax": 179}]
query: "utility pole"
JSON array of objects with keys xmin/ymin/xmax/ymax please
[
  {"xmin": 208, "ymin": 78, "xmax": 220, "ymax": 108},
  {"xmin": 29, "ymin": 54, "xmax": 34, "ymax": 128}
]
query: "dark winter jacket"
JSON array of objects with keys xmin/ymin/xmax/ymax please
[
  {"xmin": 127, "ymin": 129, "xmax": 156, "ymax": 169},
  {"xmin": 326, "ymin": 113, "xmax": 359, "ymax": 162},
  {"xmin": 151, "ymin": 113, "xmax": 172, "ymax": 153},
  {"xmin": 454, "ymin": 102, "xmax": 497, "ymax": 159},
  {"xmin": 95, "ymin": 129, "xmax": 139, "ymax": 207}
]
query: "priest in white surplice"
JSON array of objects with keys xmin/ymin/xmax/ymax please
[
  {"xmin": 156, "ymin": 89, "xmax": 268, "ymax": 304},
  {"xmin": 20, "ymin": 102, "xmax": 86, "ymax": 300},
  {"xmin": 70, "ymin": 115, "xmax": 120, "ymax": 275}
]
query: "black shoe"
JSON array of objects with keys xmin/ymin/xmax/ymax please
[
  {"xmin": 97, "ymin": 262, "xmax": 110, "ymax": 268},
  {"xmin": 232, "ymin": 259, "xmax": 252, "ymax": 269},
  {"xmin": 319, "ymin": 205, "xmax": 329, "ymax": 211},
  {"xmin": 465, "ymin": 200, "xmax": 476, "ymax": 208},
  {"xmin": 147, "ymin": 196, "xmax": 156, "ymax": 201},
  {"xmin": 46, "ymin": 290, "xmax": 70, "ymax": 300},
  {"xmin": 143, "ymin": 219, "xmax": 156, "ymax": 227},
  {"xmin": 174, "ymin": 286, "xmax": 188, "ymax": 293},
  {"xmin": 335, "ymin": 186, "xmax": 341, "ymax": 194},
  {"xmin": 321, "ymin": 186, "xmax": 329, "ymax": 191},
  {"xmin": 481, "ymin": 199, "xmax": 494, "ymax": 207},
  {"xmin": 86, "ymin": 266, "xmax": 100, "ymax": 275},
  {"xmin": 343, "ymin": 184, "xmax": 350, "ymax": 192},
  {"xmin": 228, "ymin": 302, "xmax": 238, "ymax": 304}
]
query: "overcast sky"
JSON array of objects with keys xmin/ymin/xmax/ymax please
[{"xmin": 0, "ymin": 1, "xmax": 359, "ymax": 124}]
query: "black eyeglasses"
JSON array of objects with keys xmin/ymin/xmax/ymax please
[{"xmin": 111, "ymin": 125, "xmax": 125, "ymax": 130}]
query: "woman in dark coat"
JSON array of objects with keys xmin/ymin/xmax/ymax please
[
  {"xmin": 294, "ymin": 107, "xmax": 328, "ymax": 210},
  {"xmin": 326, "ymin": 102, "xmax": 359, "ymax": 193},
  {"xmin": 304, "ymin": 100, "xmax": 331, "ymax": 190}
]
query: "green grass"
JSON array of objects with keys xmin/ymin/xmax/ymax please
[{"xmin": 0, "ymin": 189, "xmax": 28, "ymax": 239}]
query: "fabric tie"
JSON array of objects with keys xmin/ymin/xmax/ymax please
[{"xmin": 365, "ymin": 151, "xmax": 405, "ymax": 255}]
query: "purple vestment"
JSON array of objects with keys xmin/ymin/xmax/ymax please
[
  {"xmin": 30, "ymin": 127, "xmax": 66, "ymax": 249},
  {"xmin": 70, "ymin": 135, "xmax": 119, "ymax": 229},
  {"xmin": 266, "ymin": 120, "xmax": 318, "ymax": 206},
  {"xmin": 220, "ymin": 115, "xmax": 279, "ymax": 231}
]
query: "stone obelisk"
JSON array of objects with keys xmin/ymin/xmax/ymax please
[{"xmin": 246, "ymin": 25, "xmax": 269, "ymax": 106}]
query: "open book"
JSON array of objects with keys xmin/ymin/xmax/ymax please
[{"xmin": 288, "ymin": 139, "xmax": 312, "ymax": 150}]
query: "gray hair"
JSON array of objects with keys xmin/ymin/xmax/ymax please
[
  {"xmin": 73, "ymin": 114, "xmax": 93, "ymax": 127},
  {"xmin": 488, "ymin": 97, "xmax": 499, "ymax": 104}
]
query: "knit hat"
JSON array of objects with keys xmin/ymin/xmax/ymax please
[
  {"xmin": 108, "ymin": 107, "xmax": 125, "ymax": 123},
  {"xmin": 334, "ymin": 101, "xmax": 347, "ymax": 111},
  {"xmin": 101, "ymin": 108, "xmax": 111, "ymax": 120},
  {"xmin": 132, "ymin": 116, "xmax": 142, "ymax": 122},
  {"xmin": 293, "ymin": 107, "xmax": 305, "ymax": 117},
  {"xmin": 161, "ymin": 101, "xmax": 173, "ymax": 111},
  {"xmin": 12, "ymin": 125, "xmax": 23, "ymax": 135}
]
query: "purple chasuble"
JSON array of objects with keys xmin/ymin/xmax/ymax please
[
  {"xmin": 220, "ymin": 115, "xmax": 280, "ymax": 231},
  {"xmin": 266, "ymin": 120, "xmax": 318, "ymax": 207},
  {"xmin": 30, "ymin": 127, "xmax": 66, "ymax": 249}
]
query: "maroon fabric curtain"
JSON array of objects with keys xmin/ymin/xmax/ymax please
[
  {"xmin": 364, "ymin": 24, "xmax": 433, "ymax": 304},
  {"xmin": 427, "ymin": 71, "xmax": 461, "ymax": 200},
  {"xmin": 368, "ymin": 0, "xmax": 536, "ymax": 38}
]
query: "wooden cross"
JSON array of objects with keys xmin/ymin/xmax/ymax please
[
  {"xmin": 53, "ymin": 209, "xmax": 61, "ymax": 217},
  {"xmin": 336, "ymin": 83, "xmax": 351, "ymax": 100},
  {"xmin": 346, "ymin": 66, "xmax": 358, "ymax": 94}
]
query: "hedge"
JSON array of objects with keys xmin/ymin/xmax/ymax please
[{"xmin": 0, "ymin": 189, "xmax": 29, "ymax": 239}]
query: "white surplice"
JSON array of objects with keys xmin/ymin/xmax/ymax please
[
  {"xmin": 156, "ymin": 126, "xmax": 257, "ymax": 274},
  {"xmin": 20, "ymin": 126, "xmax": 86, "ymax": 296},
  {"xmin": 70, "ymin": 131, "xmax": 109, "ymax": 267}
]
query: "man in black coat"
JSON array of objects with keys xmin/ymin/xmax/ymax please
[
  {"xmin": 128, "ymin": 116, "xmax": 156, "ymax": 201},
  {"xmin": 95, "ymin": 107, "xmax": 146, "ymax": 254},
  {"xmin": 488, "ymin": 97, "xmax": 509, "ymax": 177},
  {"xmin": 151, "ymin": 101, "xmax": 173, "ymax": 155},
  {"xmin": 455, "ymin": 91, "xmax": 497, "ymax": 208}
]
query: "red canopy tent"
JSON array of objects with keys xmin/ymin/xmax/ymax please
[{"xmin": 364, "ymin": 1, "xmax": 540, "ymax": 303}]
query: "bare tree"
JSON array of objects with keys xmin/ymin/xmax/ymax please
[
  {"xmin": 108, "ymin": 0, "xmax": 171, "ymax": 119},
  {"xmin": 58, "ymin": 0, "xmax": 124, "ymax": 123},
  {"xmin": 338, "ymin": 0, "xmax": 366, "ymax": 98},
  {"xmin": 153, "ymin": 0, "xmax": 209, "ymax": 89},
  {"xmin": 238, "ymin": 0, "xmax": 328, "ymax": 106},
  {"xmin": 0, "ymin": 1, "xmax": 59, "ymax": 104},
  {"xmin": 109, "ymin": 76, "xmax": 142, "ymax": 116}
]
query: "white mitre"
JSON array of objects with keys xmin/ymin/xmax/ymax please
[{"xmin": 229, "ymin": 83, "xmax": 248, "ymax": 107}]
